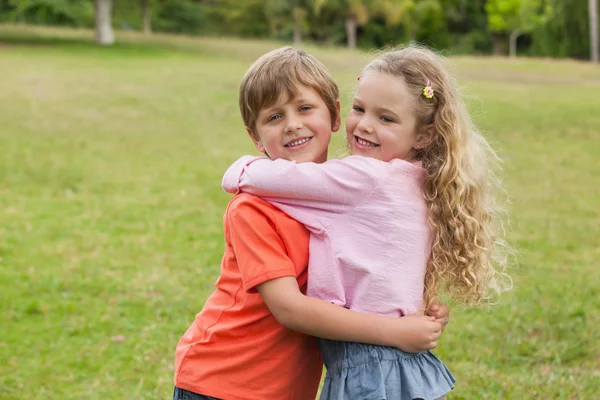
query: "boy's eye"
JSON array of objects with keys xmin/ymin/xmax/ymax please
[
  {"xmin": 299, "ymin": 105, "xmax": 312, "ymax": 112},
  {"xmin": 380, "ymin": 115, "xmax": 394, "ymax": 123},
  {"xmin": 267, "ymin": 114, "xmax": 282, "ymax": 122},
  {"xmin": 352, "ymin": 106, "xmax": 364, "ymax": 113}
]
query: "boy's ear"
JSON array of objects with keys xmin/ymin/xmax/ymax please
[
  {"xmin": 415, "ymin": 124, "xmax": 435, "ymax": 149},
  {"xmin": 246, "ymin": 127, "xmax": 265, "ymax": 153},
  {"xmin": 331, "ymin": 100, "xmax": 341, "ymax": 132}
]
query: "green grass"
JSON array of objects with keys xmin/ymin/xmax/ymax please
[{"xmin": 1, "ymin": 24, "xmax": 599, "ymax": 399}]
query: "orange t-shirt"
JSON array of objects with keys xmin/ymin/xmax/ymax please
[{"xmin": 174, "ymin": 194, "xmax": 323, "ymax": 400}]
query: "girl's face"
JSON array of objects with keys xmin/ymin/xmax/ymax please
[{"xmin": 346, "ymin": 71, "xmax": 428, "ymax": 162}]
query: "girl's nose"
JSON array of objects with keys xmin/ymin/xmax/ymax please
[{"xmin": 357, "ymin": 118, "xmax": 374, "ymax": 134}]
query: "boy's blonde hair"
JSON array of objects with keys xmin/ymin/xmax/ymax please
[
  {"xmin": 239, "ymin": 47, "xmax": 339, "ymax": 138},
  {"xmin": 362, "ymin": 45, "xmax": 513, "ymax": 308}
]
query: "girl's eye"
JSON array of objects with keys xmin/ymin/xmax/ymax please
[
  {"xmin": 352, "ymin": 106, "xmax": 364, "ymax": 113},
  {"xmin": 380, "ymin": 116, "xmax": 394, "ymax": 123},
  {"xmin": 299, "ymin": 105, "xmax": 312, "ymax": 112}
]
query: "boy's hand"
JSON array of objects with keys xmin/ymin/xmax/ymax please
[
  {"xmin": 426, "ymin": 302, "xmax": 450, "ymax": 331},
  {"xmin": 392, "ymin": 315, "xmax": 442, "ymax": 353}
]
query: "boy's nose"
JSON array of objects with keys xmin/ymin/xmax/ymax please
[{"xmin": 284, "ymin": 120, "xmax": 304, "ymax": 133}]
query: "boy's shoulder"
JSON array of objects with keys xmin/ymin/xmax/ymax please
[
  {"xmin": 224, "ymin": 194, "xmax": 309, "ymax": 256},
  {"xmin": 225, "ymin": 193, "xmax": 276, "ymax": 217},
  {"xmin": 225, "ymin": 193, "xmax": 299, "ymax": 226},
  {"xmin": 225, "ymin": 193, "xmax": 307, "ymax": 233}
]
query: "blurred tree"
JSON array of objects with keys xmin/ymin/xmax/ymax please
[
  {"xmin": 264, "ymin": 0, "xmax": 311, "ymax": 44},
  {"xmin": 1, "ymin": 0, "xmax": 94, "ymax": 26},
  {"xmin": 531, "ymin": 0, "xmax": 593, "ymax": 59},
  {"xmin": 141, "ymin": 0, "xmax": 150, "ymax": 34},
  {"xmin": 305, "ymin": 4, "xmax": 346, "ymax": 45},
  {"xmin": 207, "ymin": 0, "xmax": 270, "ymax": 37},
  {"xmin": 153, "ymin": 0, "xmax": 206, "ymax": 34},
  {"xmin": 375, "ymin": 0, "xmax": 442, "ymax": 42},
  {"xmin": 356, "ymin": 0, "xmax": 446, "ymax": 48},
  {"xmin": 486, "ymin": 0, "xmax": 552, "ymax": 57},
  {"xmin": 314, "ymin": 0, "xmax": 371, "ymax": 48},
  {"xmin": 591, "ymin": 0, "xmax": 599, "ymax": 61},
  {"xmin": 95, "ymin": 0, "xmax": 113, "ymax": 44},
  {"xmin": 442, "ymin": 0, "xmax": 492, "ymax": 54},
  {"xmin": 313, "ymin": 0, "xmax": 446, "ymax": 49},
  {"xmin": 0, "ymin": 0, "xmax": 593, "ymax": 59}
]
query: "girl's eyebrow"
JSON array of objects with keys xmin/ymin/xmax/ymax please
[
  {"xmin": 374, "ymin": 106, "xmax": 399, "ymax": 118},
  {"xmin": 352, "ymin": 99, "xmax": 400, "ymax": 118}
]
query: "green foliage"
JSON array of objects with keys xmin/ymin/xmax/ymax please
[
  {"xmin": 442, "ymin": 0, "xmax": 494, "ymax": 53},
  {"xmin": 0, "ymin": 0, "xmax": 93, "ymax": 26},
  {"xmin": 486, "ymin": 0, "xmax": 552, "ymax": 34},
  {"xmin": 452, "ymin": 29, "xmax": 494, "ymax": 54},
  {"xmin": 204, "ymin": 0, "xmax": 270, "ymax": 37},
  {"xmin": 531, "ymin": 0, "xmax": 598, "ymax": 59},
  {"xmin": 263, "ymin": 0, "xmax": 311, "ymax": 40},
  {"xmin": 486, "ymin": 0, "xmax": 521, "ymax": 33},
  {"xmin": 0, "ymin": 0, "xmax": 595, "ymax": 58},
  {"xmin": 307, "ymin": 5, "xmax": 347, "ymax": 44},
  {"xmin": 154, "ymin": 0, "xmax": 207, "ymax": 35},
  {"xmin": 411, "ymin": 0, "xmax": 448, "ymax": 46}
]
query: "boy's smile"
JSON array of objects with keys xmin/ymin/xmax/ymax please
[
  {"xmin": 284, "ymin": 136, "xmax": 312, "ymax": 148},
  {"xmin": 247, "ymin": 85, "xmax": 340, "ymax": 164}
]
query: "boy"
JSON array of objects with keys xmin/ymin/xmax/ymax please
[{"xmin": 173, "ymin": 47, "xmax": 450, "ymax": 400}]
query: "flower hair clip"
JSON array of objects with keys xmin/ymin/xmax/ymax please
[{"xmin": 422, "ymin": 80, "xmax": 434, "ymax": 99}]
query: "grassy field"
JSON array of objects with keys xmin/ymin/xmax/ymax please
[{"xmin": 1, "ymin": 25, "xmax": 599, "ymax": 399}]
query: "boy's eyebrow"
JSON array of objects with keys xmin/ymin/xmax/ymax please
[
  {"xmin": 291, "ymin": 96, "xmax": 315, "ymax": 104},
  {"xmin": 260, "ymin": 101, "xmax": 287, "ymax": 114}
]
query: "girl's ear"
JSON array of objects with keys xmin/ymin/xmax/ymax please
[
  {"xmin": 415, "ymin": 124, "xmax": 435, "ymax": 149},
  {"xmin": 331, "ymin": 100, "xmax": 341, "ymax": 132},
  {"xmin": 246, "ymin": 127, "xmax": 265, "ymax": 153}
]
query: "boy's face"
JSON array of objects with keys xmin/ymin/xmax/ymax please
[{"xmin": 246, "ymin": 85, "xmax": 340, "ymax": 164}]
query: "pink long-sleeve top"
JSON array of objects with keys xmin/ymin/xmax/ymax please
[{"xmin": 222, "ymin": 155, "xmax": 431, "ymax": 317}]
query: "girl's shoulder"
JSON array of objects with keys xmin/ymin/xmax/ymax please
[
  {"xmin": 341, "ymin": 156, "xmax": 423, "ymax": 170},
  {"xmin": 339, "ymin": 155, "xmax": 391, "ymax": 170},
  {"xmin": 327, "ymin": 155, "xmax": 389, "ymax": 176},
  {"xmin": 335, "ymin": 156, "xmax": 425, "ymax": 180},
  {"xmin": 341, "ymin": 156, "xmax": 425, "ymax": 175},
  {"xmin": 388, "ymin": 158, "xmax": 426, "ymax": 174}
]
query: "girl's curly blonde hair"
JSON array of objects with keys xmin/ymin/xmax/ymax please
[{"xmin": 363, "ymin": 45, "xmax": 513, "ymax": 308}]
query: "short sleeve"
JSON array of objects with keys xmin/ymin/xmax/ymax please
[{"xmin": 227, "ymin": 198, "xmax": 298, "ymax": 293}]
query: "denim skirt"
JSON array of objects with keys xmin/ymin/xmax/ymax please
[{"xmin": 318, "ymin": 339, "xmax": 455, "ymax": 400}]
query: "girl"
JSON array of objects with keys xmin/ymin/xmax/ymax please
[{"xmin": 222, "ymin": 45, "xmax": 512, "ymax": 400}]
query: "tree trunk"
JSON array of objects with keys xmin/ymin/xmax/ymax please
[
  {"xmin": 142, "ymin": 0, "xmax": 151, "ymax": 35},
  {"xmin": 408, "ymin": 28, "xmax": 416, "ymax": 42},
  {"xmin": 293, "ymin": 24, "xmax": 301, "ymax": 45},
  {"xmin": 509, "ymin": 29, "xmax": 522, "ymax": 58},
  {"xmin": 492, "ymin": 34, "xmax": 506, "ymax": 56},
  {"xmin": 95, "ymin": 0, "xmax": 114, "ymax": 45},
  {"xmin": 590, "ymin": 0, "xmax": 599, "ymax": 62},
  {"xmin": 346, "ymin": 15, "xmax": 357, "ymax": 49}
]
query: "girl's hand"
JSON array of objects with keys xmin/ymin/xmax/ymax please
[
  {"xmin": 426, "ymin": 302, "xmax": 450, "ymax": 331},
  {"xmin": 392, "ymin": 315, "xmax": 442, "ymax": 353}
]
